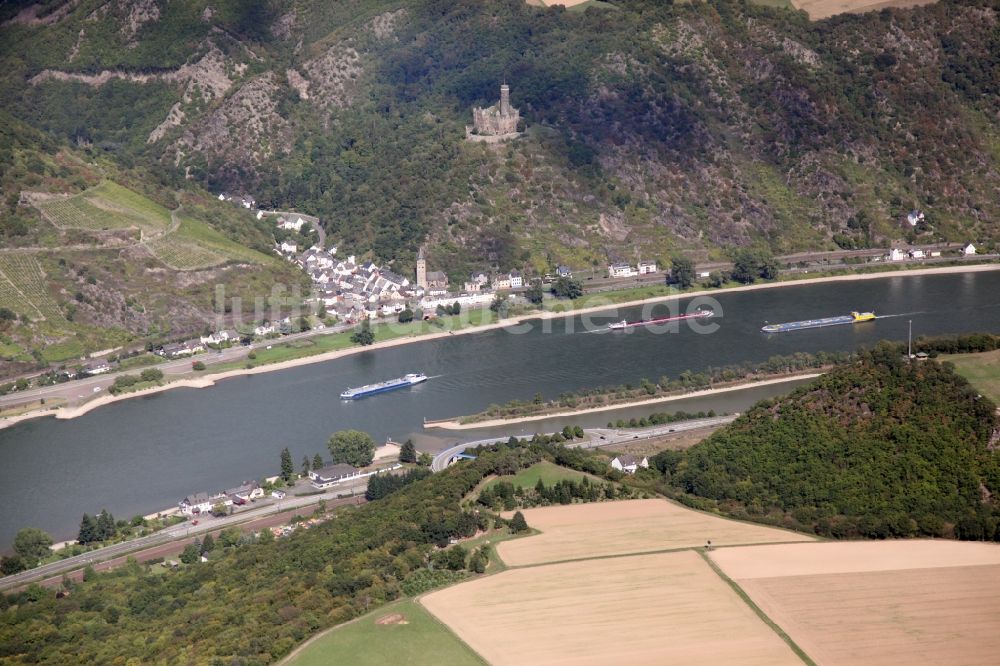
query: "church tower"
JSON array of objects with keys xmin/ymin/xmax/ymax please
[
  {"xmin": 500, "ymin": 83, "xmax": 511, "ymax": 116},
  {"xmin": 416, "ymin": 246, "xmax": 427, "ymax": 289}
]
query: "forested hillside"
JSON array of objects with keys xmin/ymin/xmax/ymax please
[
  {"xmin": 666, "ymin": 345, "xmax": 1000, "ymax": 539},
  {"xmin": 2, "ymin": 0, "xmax": 998, "ymax": 279}
]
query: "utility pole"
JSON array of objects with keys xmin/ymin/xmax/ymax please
[{"xmin": 908, "ymin": 319, "xmax": 912, "ymax": 359}]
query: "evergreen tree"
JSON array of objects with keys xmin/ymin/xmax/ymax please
[
  {"xmin": 280, "ymin": 447, "xmax": 294, "ymax": 481},
  {"xmin": 180, "ymin": 543, "xmax": 200, "ymax": 564},
  {"xmin": 509, "ymin": 511, "xmax": 529, "ymax": 533},
  {"xmin": 200, "ymin": 534, "xmax": 215, "ymax": 554},
  {"xmin": 313, "ymin": 453, "xmax": 324, "ymax": 469},
  {"xmin": 95, "ymin": 509, "xmax": 116, "ymax": 541},
  {"xmin": 78, "ymin": 513, "xmax": 97, "ymax": 544},
  {"xmin": 301, "ymin": 455, "xmax": 311, "ymax": 476},
  {"xmin": 399, "ymin": 439, "xmax": 417, "ymax": 463},
  {"xmin": 469, "ymin": 548, "xmax": 486, "ymax": 574},
  {"xmin": 350, "ymin": 321, "xmax": 375, "ymax": 346}
]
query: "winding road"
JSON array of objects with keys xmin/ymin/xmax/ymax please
[{"xmin": 429, "ymin": 414, "xmax": 737, "ymax": 472}]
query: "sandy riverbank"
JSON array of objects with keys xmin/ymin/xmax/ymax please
[
  {"xmin": 424, "ymin": 373, "xmax": 822, "ymax": 430},
  {"xmin": 1, "ymin": 262, "xmax": 996, "ymax": 431}
]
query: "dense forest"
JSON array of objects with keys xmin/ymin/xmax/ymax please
[
  {"xmin": 659, "ymin": 344, "xmax": 1000, "ymax": 539},
  {"xmin": 2, "ymin": 0, "xmax": 999, "ymax": 277}
]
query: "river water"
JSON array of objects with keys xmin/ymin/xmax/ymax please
[{"xmin": 1, "ymin": 270, "xmax": 998, "ymax": 546}]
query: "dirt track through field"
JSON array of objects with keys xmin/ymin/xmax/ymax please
[
  {"xmin": 497, "ymin": 499, "xmax": 813, "ymax": 566},
  {"xmin": 421, "ymin": 550, "xmax": 802, "ymax": 666},
  {"xmin": 713, "ymin": 541, "xmax": 1000, "ymax": 665}
]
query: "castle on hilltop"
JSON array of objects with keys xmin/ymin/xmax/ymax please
[{"xmin": 466, "ymin": 83, "xmax": 521, "ymax": 143}]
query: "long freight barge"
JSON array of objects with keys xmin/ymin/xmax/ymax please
[
  {"xmin": 340, "ymin": 373, "xmax": 427, "ymax": 399},
  {"xmin": 608, "ymin": 308, "xmax": 714, "ymax": 330},
  {"xmin": 761, "ymin": 311, "xmax": 876, "ymax": 333}
]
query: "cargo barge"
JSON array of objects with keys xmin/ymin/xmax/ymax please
[
  {"xmin": 340, "ymin": 373, "xmax": 427, "ymax": 399},
  {"xmin": 761, "ymin": 311, "xmax": 876, "ymax": 333},
  {"xmin": 608, "ymin": 308, "xmax": 714, "ymax": 330}
]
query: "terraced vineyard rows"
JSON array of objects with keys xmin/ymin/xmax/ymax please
[
  {"xmin": 35, "ymin": 181, "xmax": 170, "ymax": 233},
  {"xmin": 0, "ymin": 254, "xmax": 62, "ymax": 321},
  {"xmin": 146, "ymin": 236, "xmax": 227, "ymax": 270}
]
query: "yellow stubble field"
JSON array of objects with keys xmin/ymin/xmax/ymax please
[
  {"xmin": 711, "ymin": 540, "xmax": 1000, "ymax": 665},
  {"xmin": 497, "ymin": 498, "xmax": 814, "ymax": 566},
  {"xmin": 421, "ymin": 550, "xmax": 802, "ymax": 666},
  {"xmin": 791, "ymin": 0, "xmax": 937, "ymax": 20}
]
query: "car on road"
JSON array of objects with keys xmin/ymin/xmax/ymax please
[
  {"xmin": 191, "ymin": 520, "xmax": 199, "ymax": 526},
  {"xmin": 93, "ymin": 386, "xmax": 101, "ymax": 393}
]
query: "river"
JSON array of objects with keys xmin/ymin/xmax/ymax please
[{"xmin": 1, "ymin": 270, "xmax": 998, "ymax": 547}]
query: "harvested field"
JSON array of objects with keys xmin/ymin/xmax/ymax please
[
  {"xmin": 422, "ymin": 550, "xmax": 801, "ymax": 666},
  {"xmin": 712, "ymin": 541, "xmax": 1000, "ymax": 665},
  {"xmin": 497, "ymin": 499, "xmax": 813, "ymax": 566},
  {"xmin": 791, "ymin": 0, "xmax": 936, "ymax": 20}
]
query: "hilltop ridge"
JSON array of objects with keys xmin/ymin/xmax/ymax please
[{"xmin": 1, "ymin": 0, "xmax": 998, "ymax": 279}]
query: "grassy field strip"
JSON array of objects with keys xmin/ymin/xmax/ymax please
[
  {"xmin": 282, "ymin": 599, "xmax": 487, "ymax": 666},
  {"xmin": 940, "ymin": 349, "xmax": 1000, "ymax": 406},
  {"xmin": 484, "ymin": 459, "xmax": 599, "ymax": 491}
]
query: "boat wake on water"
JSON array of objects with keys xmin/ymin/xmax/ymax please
[{"xmin": 872, "ymin": 311, "xmax": 928, "ymax": 319}]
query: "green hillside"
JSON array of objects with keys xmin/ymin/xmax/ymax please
[
  {"xmin": 1, "ymin": 0, "xmax": 997, "ymax": 280},
  {"xmin": 0, "ymin": 114, "xmax": 305, "ymax": 375},
  {"xmin": 668, "ymin": 346, "xmax": 1000, "ymax": 539}
]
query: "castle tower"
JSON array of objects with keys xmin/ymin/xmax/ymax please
[
  {"xmin": 500, "ymin": 84, "xmax": 511, "ymax": 117},
  {"xmin": 416, "ymin": 247, "xmax": 427, "ymax": 289}
]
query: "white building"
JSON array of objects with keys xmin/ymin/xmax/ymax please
[
  {"xmin": 280, "ymin": 241, "xmax": 298, "ymax": 254},
  {"xmin": 909, "ymin": 249, "xmax": 925, "ymax": 260},
  {"xmin": 508, "ymin": 270, "xmax": 523, "ymax": 289},
  {"xmin": 179, "ymin": 492, "xmax": 212, "ymax": 515},
  {"xmin": 610, "ymin": 455, "xmax": 649, "ymax": 475},
  {"xmin": 309, "ymin": 463, "xmax": 363, "ymax": 490},
  {"xmin": 608, "ymin": 263, "xmax": 636, "ymax": 278},
  {"xmin": 964, "ymin": 243, "xmax": 977, "ymax": 256},
  {"xmin": 277, "ymin": 216, "xmax": 306, "ymax": 232},
  {"xmin": 906, "ymin": 210, "xmax": 925, "ymax": 227},
  {"xmin": 637, "ymin": 260, "xmax": 658, "ymax": 275},
  {"xmin": 889, "ymin": 248, "xmax": 907, "ymax": 262}
]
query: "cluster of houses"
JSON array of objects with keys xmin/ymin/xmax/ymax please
[
  {"xmin": 885, "ymin": 244, "xmax": 977, "ymax": 262},
  {"xmin": 608, "ymin": 261, "xmax": 657, "ymax": 279},
  {"xmin": 279, "ymin": 238, "xmax": 533, "ymax": 322},
  {"xmin": 217, "ymin": 192, "xmax": 256, "ymax": 209},
  {"xmin": 179, "ymin": 481, "xmax": 266, "ymax": 515}
]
